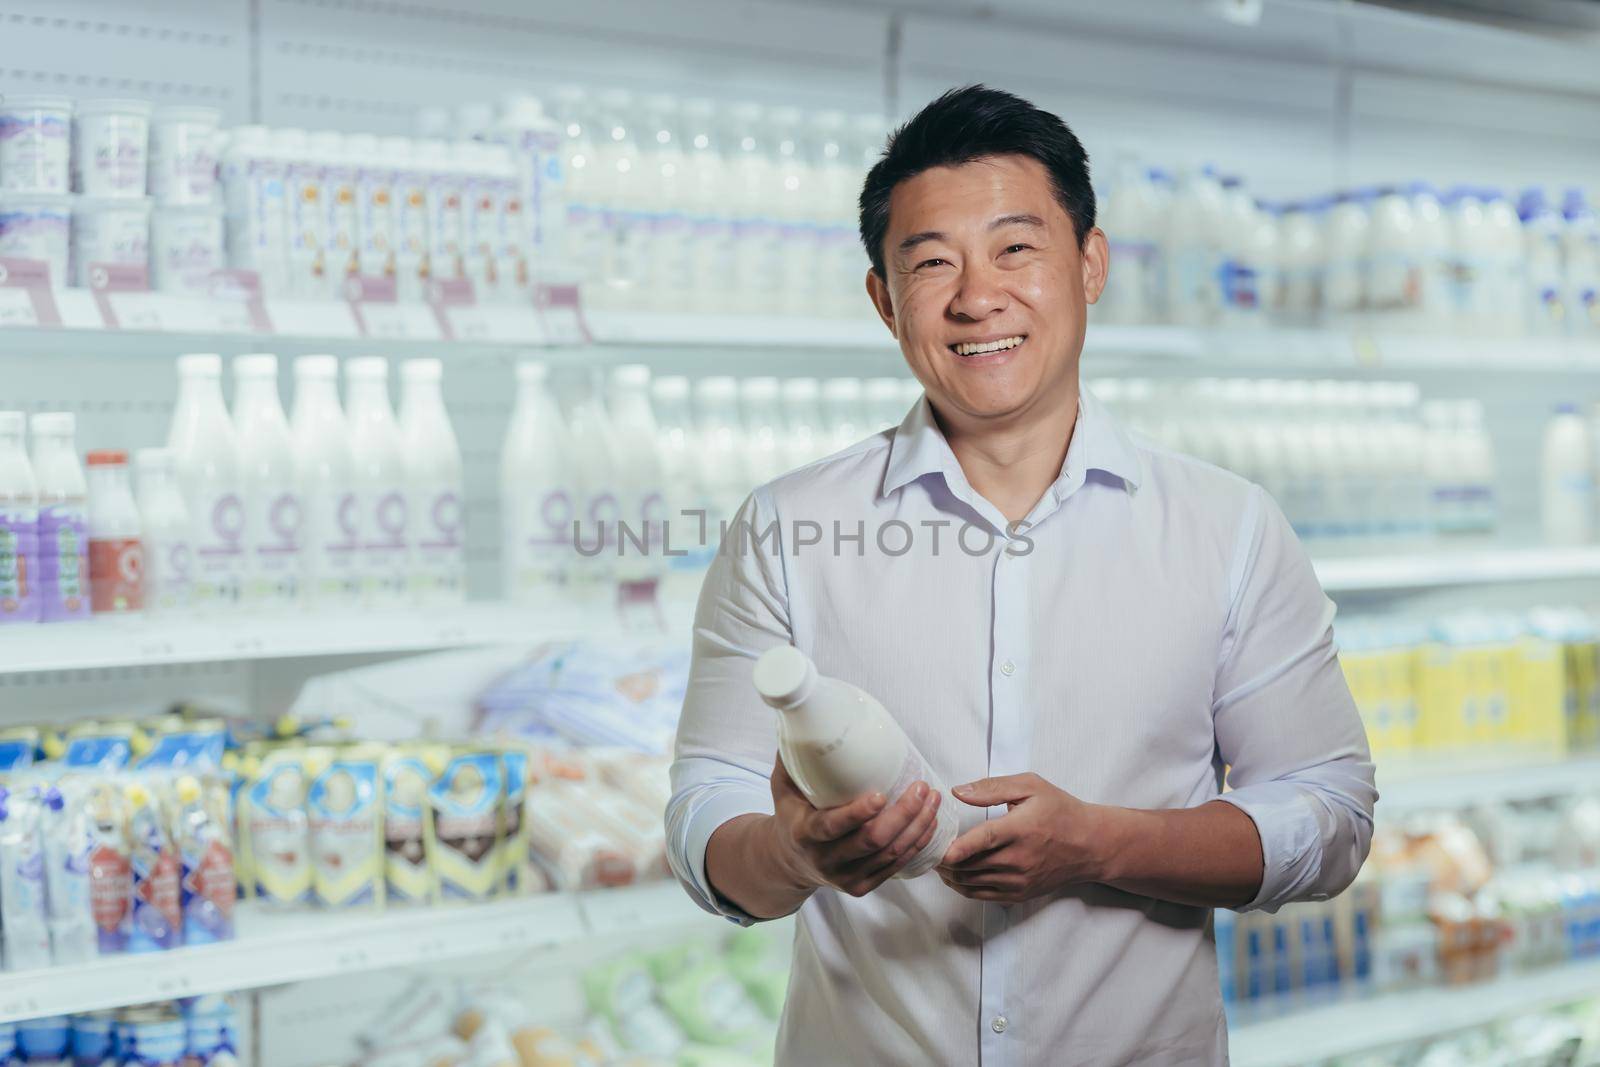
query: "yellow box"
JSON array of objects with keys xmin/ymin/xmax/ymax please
[{"xmin": 1510, "ymin": 636, "xmax": 1568, "ymax": 757}]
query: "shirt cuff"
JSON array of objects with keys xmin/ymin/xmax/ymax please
[
  {"xmin": 1214, "ymin": 782, "xmax": 1324, "ymax": 914},
  {"xmin": 666, "ymin": 783, "xmax": 776, "ymax": 927}
]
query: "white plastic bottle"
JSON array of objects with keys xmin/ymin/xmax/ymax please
[
  {"xmin": 1446, "ymin": 186, "xmax": 1489, "ymax": 331},
  {"xmin": 28, "ymin": 413, "xmax": 91, "ymax": 622},
  {"xmin": 638, "ymin": 94, "xmax": 691, "ymax": 315},
  {"xmin": 290, "ymin": 355, "xmax": 360, "ymax": 605},
  {"xmin": 399, "ymin": 359, "xmax": 465, "ymax": 604},
  {"xmin": 607, "ymin": 364, "xmax": 667, "ymax": 587},
  {"xmin": 344, "ymin": 357, "xmax": 409, "ymax": 604},
  {"xmin": 1165, "ymin": 167, "xmax": 1226, "ymax": 326},
  {"xmin": 589, "ymin": 88, "xmax": 642, "ymax": 311},
  {"xmin": 770, "ymin": 105, "xmax": 820, "ymax": 318},
  {"xmin": 134, "ymin": 447, "xmax": 193, "ymax": 614},
  {"xmin": 649, "ymin": 375, "xmax": 705, "ymax": 595},
  {"xmin": 780, "ymin": 378, "xmax": 825, "ymax": 470},
  {"xmin": 738, "ymin": 377, "xmax": 786, "ymax": 485},
  {"xmin": 563, "ymin": 372, "xmax": 621, "ymax": 599},
  {"xmin": 1095, "ymin": 156, "xmax": 1151, "ymax": 325},
  {"xmin": 233, "ymin": 354, "xmax": 302, "ymax": 607},
  {"xmin": 821, "ymin": 378, "xmax": 867, "ymax": 455},
  {"xmin": 693, "ymin": 377, "xmax": 751, "ymax": 548},
  {"xmin": 1563, "ymin": 189, "xmax": 1600, "ymax": 334},
  {"xmin": 1409, "ymin": 183, "xmax": 1454, "ymax": 331},
  {"xmin": 1542, "ymin": 403, "xmax": 1594, "ymax": 546},
  {"xmin": 1323, "ymin": 190, "xmax": 1371, "ymax": 318},
  {"xmin": 0, "ymin": 411, "xmax": 40, "ymax": 624},
  {"xmin": 85, "ymin": 449, "xmax": 143, "ymax": 614},
  {"xmin": 753, "ymin": 644, "xmax": 957, "ymax": 879},
  {"xmin": 1367, "ymin": 185, "xmax": 1420, "ymax": 319},
  {"xmin": 1481, "ymin": 188, "xmax": 1526, "ymax": 336},
  {"xmin": 728, "ymin": 102, "xmax": 780, "ymax": 316},
  {"xmin": 1217, "ymin": 176, "xmax": 1265, "ymax": 324},
  {"xmin": 1278, "ymin": 201, "xmax": 1324, "ymax": 324},
  {"xmin": 496, "ymin": 93, "xmax": 565, "ymax": 285},
  {"xmin": 167, "ymin": 353, "xmax": 244, "ymax": 609},
  {"xmin": 500, "ymin": 362, "xmax": 576, "ymax": 603},
  {"xmin": 681, "ymin": 97, "xmax": 734, "ymax": 316},
  {"xmin": 1457, "ymin": 399, "xmax": 1498, "ymax": 536},
  {"xmin": 1519, "ymin": 188, "xmax": 1567, "ymax": 336},
  {"xmin": 220, "ymin": 124, "xmax": 290, "ymax": 297}
]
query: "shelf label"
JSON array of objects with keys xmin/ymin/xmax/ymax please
[
  {"xmin": 0, "ymin": 257, "xmax": 63, "ymax": 327},
  {"xmin": 533, "ymin": 282, "xmax": 591, "ymax": 346},
  {"xmin": 206, "ymin": 269, "xmax": 273, "ymax": 334},
  {"xmin": 426, "ymin": 276, "xmax": 479, "ymax": 341},
  {"xmin": 345, "ymin": 275, "xmax": 441, "ymax": 340},
  {"xmin": 89, "ymin": 263, "xmax": 153, "ymax": 329}
]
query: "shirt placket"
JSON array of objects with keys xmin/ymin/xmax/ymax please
[{"xmin": 980, "ymin": 525, "xmax": 1032, "ymax": 1065}]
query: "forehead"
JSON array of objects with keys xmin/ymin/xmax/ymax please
[{"xmin": 886, "ymin": 154, "xmax": 1064, "ymax": 235}]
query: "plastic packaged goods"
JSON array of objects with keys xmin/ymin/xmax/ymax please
[
  {"xmin": 589, "ymin": 88, "xmax": 644, "ymax": 312},
  {"xmin": 753, "ymin": 644, "xmax": 957, "ymax": 879},
  {"xmin": 1519, "ymin": 187, "xmax": 1568, "ymax": 335},
  {"xmin": 123, "ymin": 781, "xmax": 181, "ymax": 953},
  {"xmin": 771, "ymin": 104, "xmax": 821, "ymax": 319},
  {"xmin": 0, "ymin": 95, "xmax": 72, "ymax": 193},
  {"xmin": 345, "ymin": 356, "xmax": 410, "ymax": 606},
  {"xmin": 382, "ymin": 745, "xmax": 443, "ymax": 905},
  {"xmin": 220, "ymin": 124, "xmax": 290, "ymax": 297},
  {"xmin": 811, "ymin": 110, "xmax": 862, "ymax": 320},
  {"xmin": 1096, "ymin": 156, "xmax": 1161, "ymax": 324},
  {"xmin": 388, "ymin": 135, "xmax": 430, "ymax": 301},
  {"xmin": 240, "ymin": 748, "xmax": 313, "ymax": 907},
  {"xmin": 306, "ymin": 744, "xmax": 386, "ymax": 910},
  {"xmin": 232, "ymin": 353, "xmax": 303, "ymax": 607},
  {"xmin": 1409, "ymin": 181, "xmax": 1454, "ymax": 330},
  {"xmin": 0, "ymin": 411, "xmax": 40, "ymax": 624},
  {"xmin": 419, "ymin": 137, "xmax": 466, "ymax": 285},
  {"xmin": 0, "ymin": 788, "xmax": 53, "ymax": 973},
  {"xmin": 563, "ymin": 372, "xmax": 622, "ymax": 599},
  {"xmin": 681, "ymin": 96, "xmax": 734, "ymax": 316},
  {"xmin": 650, "ymin": 375, "xmax": 704, "ymax": 593},
  {"xmin": 149, "ymin": 203, "xmax": 225, "ymax": 295},
  {"xmin": 167, "ymin": 353, "xmax": 244, "ymax": 609},
  {"xmin": 30, "ymin": 412, "xmax": 90, "ymax": 623},
  {"xmin": 553, "ymin": 84, "xmax": 600, "ymax": 292},
  {"xmin": 1542, "ymin": 403, "xmax": 1595, "ymax": 546},
  {"xmin": 148, "ymin": 106, "xmax": 220, "ymax": 206},
  {"xmin": 399, "ymin": 358, "xmax": 465, "ymax": 604},
  {"xmin": 1367, "ymin": 184, "xmax": 1420, "ymax": 317},
  {"xmin": 607, "ymin": 364, "xmax": 667, "ymax": 587},
  {"xmin": 346, "ymin": 132, "xmax": 393, "ymax": 284},
  {"xmin": 426, "ymin": 748, "xmax": 504, "ymax": 902},
  {"xmin": 501, "ymin": 361, "xmax": 577, "ymax": 604},
  {"xmin": 276, "ymin": 127, "xmax": 326, "ymax": 298},
  {"xmin": 496, "ymin": 92, "xmax": 564, "ymax": 286},
  {"xmin": 638, "ymin": 93, "xmax": 691, "ymax": 315},
  {"xmin": 1276, "ymin": 200, "xmax": 1322, "ymax": 324},
  {"xmin": 170, "ymin": 774, "xmax": 234, "ymax": 945},
  {"xmin": 133, "ymin": 448, "xmax": 194, "ymax": 614},
  {"xmin": 1564, "ymin": 188, "xmax": 1600, "ymax": 333},
  {"xmin": 1323, "ymin": 189, "xmax": 1371, "ymax": 317},
  {"xmin": 728, "ymin": 102, "xmax": 779, "ymax": 317},
  {"xmin": 738, "ymin": 377, "xmax": 785, "ymax": 486},
  {"xmin": 70, "ymin": 195, "xmax": 151, "ymax": 286},
  {"xmin": 85, "ymin": 449, "xmax": 144, "ymax": 614},
  {"xmin": 1482, "ymin": 186, "xmax": 1527, "ymax": 336},
  {"xmin": 289, "ymin": 354, "xmax": 360, "ymax": 605},
  {"xmin": 1217, "ymin": 175, "xmax": 1266, "ymax": 323},
  {"xmin": 0, "ymin": 191, "xmax": 71, "ymax": 287},
  {"xmin": 779, "ymin": 376, "xmax": 824, "ymax": 471},
  {"xmin": 72, "ymin": 98, "xmax": 151, "ymax": 198},
  {"xmin": 310, "ymin": 129, "xmax": 359, "ymax": 296},
  {"xmin": 1165, "ymin": 166, "xmax": 1226, "ymax": 326},
  {"xmin": 692, "ymin": 376, "xmax": 748, "ymax": 549}
]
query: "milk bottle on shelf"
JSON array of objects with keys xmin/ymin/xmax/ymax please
[
  {"xmin": 233, "ymin": 354, "xmax": 302, "ymax": 607},
  {"xmin": 1519, "ymin": 189, "xmax": 1567, "ymax": 336},
  {"xmin": 168, "ymin": 353, "xmax": 244, "ymax": 609},
  {"xmin": 553, "ymin": 85, "xmax": 600, "ymax": 294},
  {"xmin": 1166, "ymin": 167, "xmax": 1226, "ymax": 326},
  {"xmin": 134, "ymin": 448, "xmax": 193, "ymax": 614},
  {"xmin": 606, "ymin": 364, "xmax": 667, "ymax": 587},
  {"xmin": 86, "ymin": 450, "xmax": 143, "ymax": 614},
  {"xmin": 344, "ymin": 357, "xmax": 409, "ymax": 605},
  {"xmin": 821, "ymin": 378, "xmax": 867, "ymax": 455},
  {"xmin": 738, "ymin": 377, "xmax": 786, "ymax": 486},
  {"xmin": 563, "ymin": 372, "xmax": 621, "ymax": 599},
  {"xmin": 1563, "ymin": 189, "xmax": 1600, "ymax": 333},
  {"xmin": 771, "ymin": 105, "xmax": 821, "ymax": 318},
  {"xmin": 1481, "ymin": 189, "xmax": 1526, "ymax": 336},
  {"xmin": 399, "ymin": 359, "xmax": 464, "ymax": 604},
  {"xmin": 496, "ymin": 93, "xmax": 565, "ymax": 285},
  {"xmin": 1446, "ymin": 186, "xmax": 1490, "ymax": 331},
  {"xmin": 1096, "ymin": 157, "xmax": 1156, "ymax": 325},
  {"xmin": 1409, "ymin": 183, "xmax": 1454, "ymax": 331},
  {"xmin": 1368, "ymin": 185, "xmax": 1421, "ymax": 319},
  {"xmin": 1323, "ymin": 190, "xmax": 1371, "ymax": 319},
  {"xmin": 753, "ymin": 645, "xmax": 957, "ymax": 879},
  {"xmin": 1542, "ymin": 404, "xmax": 1594, "ymax": 546},
  {"xmin": 589, "ymin": 89, "xmax": 643, "ymax": 312},
  {"xmin": 693, "ymin": 377, "xmax": 750, "ymax": 550},
  {"xmin": 0, "ymin": 411, "xmax": 40, "ymax": 624},
  {"xmin": 648, "ymin": 375, "xmax": 706, "ymax": 595},
  {"xmin": 500, "ymin": 361, "xmax": 576, "ymax": 603},
  {"xmin": 682, "ymin": 98, "xmax": 734, "ymax": 316},
  {"xmin": 639, "ymin": 94, "xmax": 692, "ymax": 315},
  {"xmin": 729, "ymin": 102, "xmax": 780, "ymax": 316},
  {"xmin": 28, "ymin": 413, "xmax": 90, "ymax": 621},
  {"xmin": 1217, "ymin": 176, "xmax": 1266, "ymax": 324},
  {"xmin": 1458, "ymin": 399, "xmax": 1498, "ymax": 535},
  {"xmin": 290, "ymin": 355, "xmax": 360, "ymax": 605},
  {"xmin": 811, "ymin": 111, "xmax": 859, "ymax": 320},
  {"xmin": 1277, "ymin": 201, "xmax": 1323, "ymax": 324},
  {"xmin": 780, "ymin": 378, "xmax": 825, "ymax": 470}
]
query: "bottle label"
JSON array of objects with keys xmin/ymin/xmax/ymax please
[
  {"xmin": 362, "ymin": 489, "xmax": 408, "ymax": 598},
  {"xmin": 0, "ymin": 505, "xmax": 39, "ymax": 622},
  {"xmin": 192, "ymin": 491, "xmax": 245, "ymax": 605},
  {"xmin": 146, "ymin": 534, "xmax": 194, "ymax": 612},
  {"xmin": 412, "ymin": 489, "xmax": 463, "ymax": 598},
  {"xmin": 88, "ymin": 536, "xmax": 143, "ymax": 613},
  {"xmin": 246, "ymin": 490, "xmax": 303, "ymax": 602},
  {"xmin": 36, "ymin": 503, "xmax": 90, "ymax": 620}
]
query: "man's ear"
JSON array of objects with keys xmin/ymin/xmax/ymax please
[
  {"xmin": 866, "ymin": 269, "xmax": 897, "ymax": 338},
  {"xmin": 1081, "ymin": 227, "xmax": 1109, "ymax": 305}
]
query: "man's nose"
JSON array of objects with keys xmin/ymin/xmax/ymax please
[{"xmin": 948, "ymin": 261, "xmax": 1009, "ymax": 321}]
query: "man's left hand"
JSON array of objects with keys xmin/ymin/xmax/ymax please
[{"xmin": 937, "ymin": 772, "xmax": 1113, "ymax": 904}]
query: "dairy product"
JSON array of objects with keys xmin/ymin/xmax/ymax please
[
  {"xmin": 681, "ymin": 97, "xmax": 733, "ymax": 316},
  {"xmin": 348, "ymin": 133, "xmax": 394, "ymax": 284},
  {"xmin": 1564, "ymin": 189, "xmax": 1600, "ymax": 333},
  {"xmin": 233, "ymin": 354, "xmax": 302, "ymax": 607},
  {"xmin": 1520, "ymin": 188, "xmax": 1567, "ymax": 335},
  {"xmin": 70, "ymin": 196, "xmax": 151, "ymax": 286},
  {"xmin": 496, "ymin": 93, "xmax": 564, "ymax": 285},
  {"xmin": 728, "ymin": 102, "xmax": 779, "ymax": 316},
  {"xmin": 820, "ymin": 377, "xmax": 865, "ymax": 455},
  {"xmin": 290, "ymin": 355, "xmax": 360, "ymax": 604},
  {"xmin": 0, "ymin": 95, "xmax": 72, "ymax": 193},
  {"xmin": 399, "ymin": 358, "xmax": 465, "ymax": 603},
  {"xmin": 607, "ymin": 364, "xmax": 667, "ymax": 586},
  {"xmin": 1368, "ymin": 185, "xmax": 1419, "ymax": 315},
  {"xmin": 501, "ymin": 361, "xmax": 576, "ymax": 603},
  {"xmin": 72, "ymin": 99, "xmax": 150, "ymax": 197},
  {"xmin": 306, "ymin": 746, "xmax": 385, "ymax": 910},
  {"xmin": 148, "ymin": 106, "xmax": 220, "ymax": 206},
  {"xmin": 753, "ymin": 645, "xmax": 956, "ymax": 878},
  {"xmin": 134, "ymin": 448, "xmax": 193, "ymax": 614},
  {"xmin": 563, "ymin": 373, "xmax": 622, "ymax": 597},
  {"xmin": 1166, "ymin": 167, "xmax": 1225, "ymax": 325},
  {"xmin": 220, "ymin": 125, "xmax": 290, "ymax": 296},
  {"xmin": 780, "ymin": 377, "xmax": 824, "ymax": 471},
  {"xmin": 1482, "ymin": 187, "xmax": 1526, "ymax": 335},
  {"xmin": 345, "ymin": 357, "xmax": 409, "ymax": 604},
  {"xmin": 1542, "ymin": 404, "xmax": 1594, "ymax": 545},
  {"xmin": 1409, "ymin": 183, "xmax": 1454, "ymax": 330},
  {"xmin": 1324, "ymin": 189, "xmax": 1370, "ymax": 316},
  {"xmin": 692, "ymin": 377, "xmax": 747, "ymax": 548},
  {"xmin": 0, "ymin": 191, "xmax": 71, "ymax": 287},
  {"xmin": 0, "ymin": 411, "xmax": 39, "ymax": 623},
  {"xmin": 29, "ymin": 413, "xmax": 90, "ymax": 621},
  {"xmin": 388, "ymin": 136, "xmax": 430, "ymax": 300},
  {"xmin": 277, "ymin": 128, "xmax": 325, "ymax": 298},
  {"xmin": 86, "ymin": 450, "xmax": 144, "ymax": 614},
  {"xmin": 149, "ymin": 204, "xmax": 225, "ymax": 296},
  {"xmin": 738, "ymin": 377, "xmax": 785, "ymax": 485},
  {"xmin": 168, "ymin": 353, "xmax": 244, "ymax": 608},
  {"xmin": 311, "ymin": 130, "xmax": 359, "ymax": 295}
]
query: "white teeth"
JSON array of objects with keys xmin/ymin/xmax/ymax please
[{"xmin": 954, "ymin": 336, "xmax": 1024, "ymax": 356}]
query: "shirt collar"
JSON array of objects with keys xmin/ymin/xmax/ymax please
[{"xmin": 880, "ymin": 386, "xmax": 1144, "ymax": 502}]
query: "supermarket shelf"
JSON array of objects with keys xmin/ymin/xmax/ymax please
[
  {"xmin": 1313, "ymin": 545, "xmax": 1600, "ymax": 593},
  {"xmin": 0, "ymin": 882, "xmax": 712, "ymax": 1025},
  {"xmin": 1382, "ymin": 754, "xmax": 1600, "ymax": 815},
  {"xmin": 1230, "ymin": 957, "xmax": 1600, "ymax": 1067}
]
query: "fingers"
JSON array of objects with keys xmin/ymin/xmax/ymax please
[
  {"xmin": 951, "ymin": 772, "xmax": 1039, "ymax": 809},
  {"xmin": 845, "ymin": 788, "xmax": 941, "ymax": 880},
  {"xmin": 836, "ymin": 782, "xmax": 930, "ymax": 862},
  {"xmin": 940, "ymin": 815, "xmax": 1016, "ymax": 867},
  {"xmin": 800, "ymin": 790, "xmax": 887, "ymax": 845}
]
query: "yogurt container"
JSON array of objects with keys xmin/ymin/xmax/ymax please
[
  {"xmin": 72, "ymin": 98, "xmax": 151, "ymax": 198},
  {"xmin": 0, "ymin": 191, "xmax": 71, "ymax": 286},
  {"xmin": 149, "ymin": 105, "xmax": 220, "ymax": 205},
  {"xmin": 150, "ymin": 203, "xmax": 224, "ymax": 295},
  {"xmin": 0, "ymin": 95, "xmax": 73, "ymax": 193},
  {"xmin": 71, "ymin": 196, "xmax": 151, "ymax": 286}
]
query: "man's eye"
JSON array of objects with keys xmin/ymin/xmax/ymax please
[
  {"xmin": 1003, "ymin": 244, "xmax": 1031, "ymax": 255},
  {"xmin": 917, "ymin": 258, "xmax": 948, "ymax": 269}
]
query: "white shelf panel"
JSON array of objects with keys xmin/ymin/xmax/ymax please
[
  {"xmin": 1230, "ymin": 958, "xmax": 1600, "ymax": 1067},
  {"xmin": 0, "ymin": 882, "xmax": 710, "ymax": 1025},
  {"xmin": 1313, "ymin": 546, "xmax": 1600, "ymax": 593},
  {"xmin": 1380, "ymin": 754, "xmax": 1600, "ymax": 815},
  {"xmin": 583, "ymin": 310, "xmax": 889, "ymax": 349}
]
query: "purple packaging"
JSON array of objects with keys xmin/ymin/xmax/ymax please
[
  {"xmin": 0, "ymin": 505, "xmax": 40, "ymax": 623},
  {"xmin": 37, "ymin": 503, "xmax": 90, "ymax": 621}
]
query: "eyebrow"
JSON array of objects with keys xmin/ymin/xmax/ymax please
[{"xmin": 895, "ymin": 213, "xmax": 1048, "ymax": 256}]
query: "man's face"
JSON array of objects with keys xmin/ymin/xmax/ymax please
[{"xmin": 866, "ymin": 155, "xmax": 1107, "ymax": 430}]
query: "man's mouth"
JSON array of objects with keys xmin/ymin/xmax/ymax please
[{"xmin": 950, "ymin": 335, "xmax": 1026, "ymax": 357}]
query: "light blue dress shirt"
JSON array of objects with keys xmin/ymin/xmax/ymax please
[{"xmin": 666, "ymin": 388, "xmax": 1377, "ymax": 1066}]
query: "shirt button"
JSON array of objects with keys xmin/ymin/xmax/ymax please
[
  {"xmin": 991, "ymin": 1015, "xmax": 1008, "ymax": 1034},
  {"xmin": 1000, "ymin": 660, "xmax": 1015, "ymax": 676}
]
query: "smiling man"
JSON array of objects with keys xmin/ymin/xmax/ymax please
[{"xmin": 665, "ymin": 85, "xmax": 1376, "ymax": 1066}]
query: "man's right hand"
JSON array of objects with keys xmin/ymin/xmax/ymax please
[{"xmin": 769, "ymin": 753, "xmax": 943, "ymax": 898}]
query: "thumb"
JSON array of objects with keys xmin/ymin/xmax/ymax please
[{"xmin": 951, "ymin": 773, "xmax": 1038, "ymax": 807}]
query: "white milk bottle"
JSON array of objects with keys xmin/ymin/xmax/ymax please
[
  {"xmin": 1447, "ymin": 186, "xmax": 1489, "ymax": 331},
  {"xmin": 1096, "ymin": 156, "xmax": 1151, "ymax": 325},
  {"xmin": 496, "ymin": 93, "xmax": 564, "ymax": 285},
  {"xmin": 500, "ymin": 361, "xmax": 577, "ymax": 603},
  {"xmin": 1519, "ymin": 189, "xmax": 1567, "ymax": 336},
  {"xmin": 1165, "ymin": 167, "xmax": 1225, "ymax": 326},
  {"xmin": 275, "ymin": 128, "xmax": 326, "ymax": 298},
  {"xmin": 607, "ymin": 365, "xmax": 667, "ymax": 587},
  {"xmin": 344, "ymin": 357, "xmax": 409, "ymax": 605},
  {"xmin": 738, "ymin": 377, "xmax": 786, "ymax": 485},
  {"xmin": 589, "ymin": 88, "xmax": 642, "ymax": 311},
  {"xmin": 780, "ymin": 378, "xmax": 825, "ymax": 470},
  {"xmin": 1217, "ymin": 176, "xmax": 1265, "ymax": 324},
  {"xmin": 552, "ymin": 85, "xmax": 600, "ymax": 294},
  {"xmin": 312, "ymin": 130, "xmax": 359, "ymax": 296},
  {"xmin": 770, "ymin": 105, "xmax": 821, "ymax": 318},
  {"xmin": 28, "ymin": 413, "xmax": 90, "ymax": 622},
  {"xmin": 1542, "ymin": 404, "xmax": 1594, "ymax": 545},
  {"xmin": 693, "ymin": 377, "xmax": 753, "ymax": 544},
  {"xmin": 1368, "ymin": 185, "xmax": 1420, "ymax": 320},
  {"xmin": 639, "ymin": 94, "xmax": 691, "ymax": 315},
  {"xmin": 0, "ymin": 411, "xmax": 40, "ymax": 624},
  {"xmin": 1459, "ymin": 399, "xmax": 1498, "ymax": 535},
  {"xmin": 233, "ymin": 354, "xmax": 302, "ymax": 607},
  {"xmin": 1563, "ymin": 189, "xmax": 1600, "ymax": 334},
  {"xmin": 398, "ymin": 359, "xmax": 465, "ymax": 603},
  {"xmin": 728, "ymin": 102, "xmax": 780, "ymax": 315},
  {"xmin": 1481, "ymin": 189, "xmax": 1526, "ymax": 336},
  {"xmin": 290, "ymin": 355, "xmax": 360, "ymax": 605},
  {"xmin": 821, "ymin": 378, "xmax": 867, "ymax": 455},
  {"xmin": 134, "ymin": 447, "xmax": 193, "ymax": 614},
  {"xmin": 563, "ymin": 372, "xmax": 621, "ymax": 599},
  {"xmin": 648, "ymin": 375, "xmax": 706, "ymax": 595},
  {"xmin": 753, "ymin": 645, "xmax": 957, "ymax": 879},
  {"xmin": 1278, "ymin": 200, "xmax": 1325, "ymax": 324},
  {"xmin": 1409, "ymin": 182, "xmax": 1454, "ymax": 331},
  {"xmin": 682, "ymin": 97, "xmax": 734, "ymax": 315},
  {"xmin": 167, "ymin": 353, "xmax": 244, "ymax": 609},
  {"xmin": 1323, "ymin": 190, "xmax": 1371, "ymax": 319}
]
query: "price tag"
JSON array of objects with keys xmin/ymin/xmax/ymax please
[
  {"xmin": 0, "ymin": 256, "xmax": 63, "ymax": 326},
  {"xmin": 361, "ymin": 303, "xmax": 416, "ymax": 339},
  {"xmin": 205, "ymin": 301, "xmax": 256, "ymax": 334},
  {"xmin": 0, "ymin": 288, "xmax": 38, "ymax": 327},
  {"xmin": 479, "ymin": 305, "xmax": 544, "ymax": 343},
  {"xmin": 109, "ymin": 292, "xmax": 166, "ymax": 332},
  {"xmin": 207, "ymin": 269, "xmax": 273, "ymax": 333},
  {"xmin": 533, "ymin": 282, "xmax": 592, "ymax": 346},
  {"xmin": 88, "ymin": 262, "xmax": 152, "ymax": 329},
  {"xmin": 271, "ymin": 298, "xmax": 362, "ymax": 339},
  {"xmin": 445, "ymin": 306, "xmax": 491, "ymax": 342}
]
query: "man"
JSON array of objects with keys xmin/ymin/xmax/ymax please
[{"xmin": 665, "ymin": 85, "xmax": 1375, "ymax": 1066}]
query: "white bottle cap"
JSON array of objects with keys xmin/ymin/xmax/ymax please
[
  {"xmin": 294, "ymin": 354, "xmax": 338, "ymax": 378},
  {"xmin": 0, "ymin": 411, "xmax": 25, "ymax": 435},
  {"xmin": 234, "ymin": 352, "xmax": 278, "ymax": 377},
  {"xmin": 651, "ymin": 375, "xmax": 689, "ymax": 401},
  {"xmin": 739, "ymin": 377, "xmax": 780, "ymax": 402},
  {"xmin": 401, "ymin": 358, "xmax": 443, "ymax": 382},
  {"xmin": 345, "ymin": 133, "xmax": 379, "ymax": 156},
  {"xmin": 346, "ymin": 356, "xmax": 389, "ymax": 381},
  {"xmin": 609, "ymin": 364, "xmax": 650, "ymax": 390},
  {"xmin": 178, "ymin": 352, "xmax": 223, "ymax": 377},
  {"xmin": 514, "ymin": 361, "xmax": 548, "ymax": 384},
  {"xmin": 694, "ymin": 376, "xmax": 738, "ymax": 402},
  {"xmin": 29, "ymin": 412, "xmax": 75, "ymax": 436},
  {"xmin": 754, "ymin": 646, "xmax": 818, "ymax": 711},
  {"xmin": 134, "ymin": 447, "xmax": 176, "ymax": 472},
  {"xmin": 781, "ymin": 378, "xmax": 821, "ymax": 402}
]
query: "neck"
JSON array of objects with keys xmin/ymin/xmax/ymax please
[{"xmin": 935, "ymin": 384, "xmax": 1081, "ymax": 525}]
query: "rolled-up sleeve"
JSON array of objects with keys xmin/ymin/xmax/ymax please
[
  {"xmin": 665, "ymin": 488, "xmax": 792, "ymax": 924},
  {"xmin": 1211, "ymin": 486, "xmax": 1377, "ymax": 914}
]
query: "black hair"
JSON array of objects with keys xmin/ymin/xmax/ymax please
[{"xmin": 858, "ymin": 84, "xmax": 1096, "ymax": 277}]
